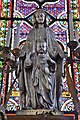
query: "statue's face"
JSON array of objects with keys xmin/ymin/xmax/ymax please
[
  {"xmin": 36, "ymin": 41, "xmax": 47, "ymax": 53},
  {"xmin": 35, "ymin": 12, "xmax": 45, "ymax": 24}
]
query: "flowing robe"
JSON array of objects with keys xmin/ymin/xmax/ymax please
[{"xmin": 18, "ymin": 27, "xmax": 65, "ymax": 110}]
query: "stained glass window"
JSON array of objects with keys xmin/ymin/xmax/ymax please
[{"xmin": 0, "ymin": 0, "xmax": 80, "ymax": 112}]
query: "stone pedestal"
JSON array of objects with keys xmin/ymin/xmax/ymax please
[
  {"xmin": 7, "ymin": 110, "xmax": 75, "ymax": 120},
  {"xmin": 16, "ymin": 109, "xmax": 63, "ymax": 116}
]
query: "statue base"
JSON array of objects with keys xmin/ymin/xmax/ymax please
[
  {"xmin": 16, "ymin": 109, "xmax": 63, "ymax": 116},
  {"xmin": 7, "ymin": 110, "xmax": 75, "ymax": 120}
]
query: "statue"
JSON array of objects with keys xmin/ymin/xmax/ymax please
[{"xmin": 18, "ymin": 9, "xmax": 66, "ymax": 111}]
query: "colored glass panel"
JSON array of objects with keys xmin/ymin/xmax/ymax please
[
  {"xmin": 0, "ymin": 20, "xmax": 11, "ymax": 46},
  {"xmin": 0, "ymin": 0, "xmax": 79, "ymax": 112},
  {"xmin": 68, "ymin": 0, "xmax": 79, "ymax": 18},
  {"xmin": 15, "ymin": 0, "xmax": 38, "ymax": 18},
  {"xmin": 70, "ymin": 0, "xmax": 80, "ymax": 105},
  {"xmin": 50, "ymin": 22, "xmax": 67, "ymax": 45},
  {"xmin": 42, "ymin": 0, "xmax": 67, "ymax": 18},
  {"xmin": 1, "ymin": 0, "xmax": 12, "ymax": 18}
]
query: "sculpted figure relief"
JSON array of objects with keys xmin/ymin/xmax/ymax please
[{"xmin": 18, "ymin": 9, "xmax": 66, "ymax": 111}]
